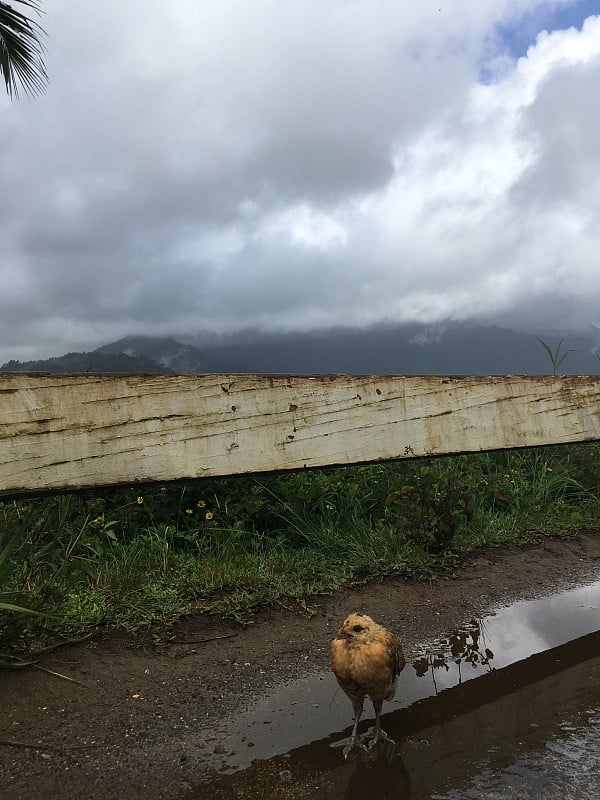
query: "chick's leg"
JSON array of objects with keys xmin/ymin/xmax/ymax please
[
  {"xmin": 343, "ymin": 697, "xmax": 365, "ymax": 758},
  {"xmin": 369, "ymin": 700, "xmax": 395, "ymax": 749}
]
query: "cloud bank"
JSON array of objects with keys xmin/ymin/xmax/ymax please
[{"xmin": 1, "ymin": 1, "xmax": 599, "ymax": 362}]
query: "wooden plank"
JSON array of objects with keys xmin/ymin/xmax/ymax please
[{"xmin": 0, "ymin": 373, "xmax": 599, "ymax": 495}]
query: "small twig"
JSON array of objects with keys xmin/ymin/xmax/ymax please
[
  {"xmin": 0, "ymin": 738, "xmax": 64, "ymax": 751},
  {"xmin": 171, "ymin": 633, "xmax": 239, "ymax": 645},
  {"xmin": 0, "ymin": 657, "xmax": 38, "ymax": 669},
  {"xmin": 31, "ymin": 632, "xmax": 95, "ymax": 656},
  {"xmin": 1, "ymin": 633, "xmax": 95, "ymax": 670},
  {"xmin": 0, "ymin": 737, "xmax": 99, "ymax": 752},
  {"xmin": 31, "ymin": 664, "xmax": 90, "ymax": 687}
]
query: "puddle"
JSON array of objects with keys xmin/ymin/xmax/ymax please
[
  {"xmin": 190, "ymin": 578, "xmax": 600, "ymax": 798},
  {"xmin": 434, "ymin": 707, "xmax": 600, "ymax": 800}
]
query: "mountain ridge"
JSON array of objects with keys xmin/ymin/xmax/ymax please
[{"xmin": 2, "ymin": 323, "xmax": 599, "ymax": 375}]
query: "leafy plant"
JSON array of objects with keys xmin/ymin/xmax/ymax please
[
  {"xmin": 0, "ymin": 0, "xmax": 48, "ymax": 98},
  {"xmin": 1, "ymin": 445, "xmax": 599, "ymax": 652},
  {"xmin": 536, "ymin": 336, "xmax": 575, "ymax": 375}
]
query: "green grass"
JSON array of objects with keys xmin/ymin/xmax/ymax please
[{"xmin": 1, "ymin": 443, "xmax": 600, "ymax": 654}]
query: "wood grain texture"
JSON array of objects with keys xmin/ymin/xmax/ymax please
[{"xmin": 1, "ymin": 373, "xmax": 599, "ymax": 494}]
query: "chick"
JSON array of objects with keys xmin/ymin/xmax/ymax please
[{"xmin": 330, "ymin": 612, "xmax": 405, "ymax": 757}]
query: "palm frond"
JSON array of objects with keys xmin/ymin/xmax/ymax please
[{"xmin": 0, "ymin": 0, "xmax": 48, "ymax": 99}]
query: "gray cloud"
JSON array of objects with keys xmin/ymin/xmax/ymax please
[{"xmin": 1, "ymin": 1, "xmax": 599, "ymax": 363}]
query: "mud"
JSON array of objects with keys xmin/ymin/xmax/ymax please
[{"xmin": 2, "ymin": 531, "xmax": 600, "ymax": 800}]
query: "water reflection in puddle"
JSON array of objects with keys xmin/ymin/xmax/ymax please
[
  {"xmin": 191, "ymin": 578, "xmax": 600, "ymax": 799},
  {"xmin": 435, "ymin": 707, "xmax": 600, "ymax": 800}
]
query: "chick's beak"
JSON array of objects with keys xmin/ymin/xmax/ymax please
[{"xmin": 335, "ymin": 625, "xmax": 351, "ymax": 640}]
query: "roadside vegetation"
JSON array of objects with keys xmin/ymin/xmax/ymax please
[{"xmin": 2, "ymin": 442, "xmax": 600, "ymax": 659}]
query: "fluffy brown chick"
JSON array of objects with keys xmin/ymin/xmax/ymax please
[{"xmin": 330, "ymin": 612, "xmax": 405, "ymax": 757}]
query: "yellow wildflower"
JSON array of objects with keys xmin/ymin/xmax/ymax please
[
  {"xmin": 137, "ymin": 496, "xmax": 144, "ymax": 505},
  {"xmin": 185, "ymin": 508, "xmax": 193, "ymax": 515},
  {"xmin": 205, "ymin": 511, "xmax": 214, "ymax": 520},
  {"xmin": 197, "ymin": 500, "xmax": 206, "ymax": 508}
]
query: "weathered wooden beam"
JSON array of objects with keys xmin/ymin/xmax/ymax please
[{"xmin": 0, "ymin": 373, "xmax": 599, "ymax": 495}]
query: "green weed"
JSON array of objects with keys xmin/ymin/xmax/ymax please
[
  {"xmin": 536, "ymin": 336, "xmax": 575, "ymax": 374},
  {"xmin": 1, "ymin": 444, "xmax": 599, "ymax": 652}
]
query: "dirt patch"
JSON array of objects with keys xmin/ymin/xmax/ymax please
[{"xmin": 2, "ymin": 531, "xmax": 600, "ymax": 800}]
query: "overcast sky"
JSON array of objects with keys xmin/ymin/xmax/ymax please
[{"xmin": 1, "ymin": 0, "xmax": 600, "ymax": 363}]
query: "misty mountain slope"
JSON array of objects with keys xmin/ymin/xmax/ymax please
[
  {"xmin": 95, "ymin": 336, "xmax": 225, "ymax": 373},
  {"xmin": 0, "ymin": 351, "xmax": 172, "ymax": 374},
  {"xmin": 189, "ymin": 324, "xmax": 600, "ymax": 375},
  {"xmin": 2, "ymin": 324, "xmax": 598, "ymax": 375}
]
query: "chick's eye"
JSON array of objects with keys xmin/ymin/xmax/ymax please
[{"xmin": 352, "ymin": 625, "xmax": 363, "ymax": 633}]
